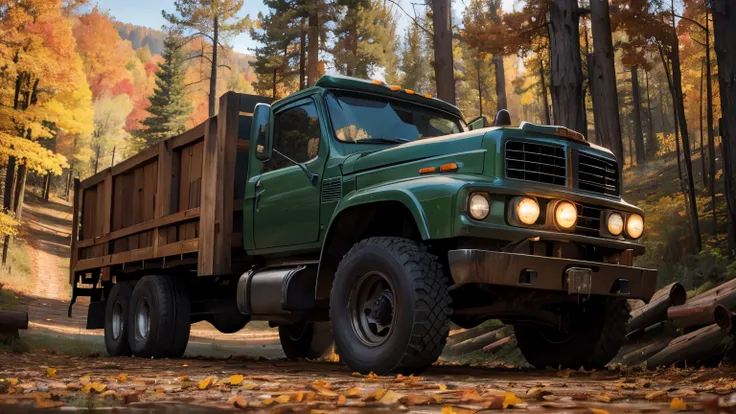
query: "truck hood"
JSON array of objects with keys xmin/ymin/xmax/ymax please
[{"xmin": 340, "ymin": 130, "xmax": 488, "ymax": 175}]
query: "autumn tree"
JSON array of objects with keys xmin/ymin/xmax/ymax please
[
  {"xmin": 0, "ymin": 0, "xmax": 93, "ymax": 263},
  {"xmin": 710, "ymin": 0, "xmax": 736, "ymax": 256},
  {"xmin": 398, "ymin": 22, "xmax": 432, "ymax": 93},
  {"xmin": 91, "ymin": 93, "xmax": 133, "ymax": 173},
  {"xmin": 163, "ymin": 0, "xmax": 250, "ymax": 117},
  {"xmin": 137, "ymin": 32, "xmax": 192, "ymax": 145}
]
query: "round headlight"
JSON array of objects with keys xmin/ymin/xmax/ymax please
[
  {"xmin": 516, "ymin": 197, "xmax": 540, "ymax": 225},
  {"xmin": 607, "ymin": 212, "xmax": 624, "ymax": 236},
  {"xmin": 468, "ymin": 193, "xmax": 490, "ymax": 220},
  {"xmin": 554, "ymin": 201, "xmax": 577, "ymax": 229},
  {"xmin": 626, "ymin": 214, "xmax": 644, "ymax": 239}
]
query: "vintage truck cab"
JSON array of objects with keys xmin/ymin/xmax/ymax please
[{"xmin": 73, "ymin": 74, "xmax": 656, "ymax": 374}]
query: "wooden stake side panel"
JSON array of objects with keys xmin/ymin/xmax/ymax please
[{"xmin": 70, "ymin": 93, "xmax": 273, "ymax": 281}]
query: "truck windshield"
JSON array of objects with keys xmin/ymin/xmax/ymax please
[{"xmin": 326, "ymin": 91, "xmax": 464, "ymax": 143}]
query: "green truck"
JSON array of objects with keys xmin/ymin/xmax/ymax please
[{"xmin": 70, "ymin": 75, "xmax": 656, "ymax": 374}]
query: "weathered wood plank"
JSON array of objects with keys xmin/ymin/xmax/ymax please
[
  {"xmin": 75, "ymin": 207, "xmax": 201, "ymax": 248},
  {"xmin": 158, "ymin": 239, "xmax": 199, "ymax": 257},
  {"xmin": 110, "ymin": 144, "xmax": 159, "ymax": 176},
  {"xmin": 110, "ymin": 247, "xmax": 154, "ymax": 265},
  {"xmin": 170, "ymin": 121, "xmax": 206, "ymax": 149}
]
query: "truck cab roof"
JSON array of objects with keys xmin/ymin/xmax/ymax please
[{"xmin": 273, "ymin": 74, "xmax": 465, "ymax": 121}]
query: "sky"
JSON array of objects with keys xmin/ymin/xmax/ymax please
[{"xmin": 94, "ymin": 0, "xmax": 516, "ymax": 55}]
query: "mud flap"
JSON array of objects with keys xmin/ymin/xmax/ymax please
[{"xmin": 85, "ymin": 300, "xmax": 106, "ymax": 329}]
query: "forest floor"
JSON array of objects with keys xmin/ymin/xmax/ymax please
[{"xmin": 0, "ymin": 184, "xmax": 734, "ymax": 412}]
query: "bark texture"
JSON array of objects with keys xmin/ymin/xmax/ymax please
[
  {"xmin": 493, "ymin": 54, "xmax": 507, "ymax": 111},
  {"xmin": 631, "ymin": 66, "xmax": 646, "ymax": 165},
  {"xmin": 431, "ymin": 0, "xmax": 456, "ymax": 104}
]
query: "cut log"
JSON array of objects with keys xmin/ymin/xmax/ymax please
[
  {"xmin": 482, "ymin": 335, "xmax": 514, "ymax": 353},
  {"xmin": 628, "ymin": 282, "xmax": 686, "ymax": 333},
  {"xmin": 445, "ymin": 325, "xmax": 513, "ymax": 355},
  {"xmin": 714, "ymin": 305, "xmax": 735, "ymax": 334},
  {"xmin": 624, "ymin": 321, "xmax": 679, "ymax": 346},
  {"xmin": 620, "ymin": 339, "xmax": 671, "ymax": 366},
  {"xmin": 447, "ymin": 320, "xmax": 502, "ymax": 346},
  {"xmin": 0, "ymin": 310, "xmax": 28, "ymax": 331},
  {"xmin": 667, "ymin": 281, "xmax": 736, "ymax": 329},
  {"xmin": 647, "ymin": 324, "xmax": 731, "ymax": 368}
]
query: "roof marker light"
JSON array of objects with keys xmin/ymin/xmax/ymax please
[
  {"xmin": 390, "ymin": 85, "xmax": 401, "ymax": 91},
  {"xmin": 424, "ymin": 94, "xmax": 432, "ymax": 99},
  {"xmin": 405, "ymin": 89, "xmax": 415, "ymax": 95},
  {"xmin": 371, "ymin": 79, "xmax": 384, "ymax": 85},
  {"xmin": 439, "ymin": 162, "xmax": 459, "ymax": 172},
  {"xmin": 419, "ymin": 166, "xmax": 436, "ymax": 174}
]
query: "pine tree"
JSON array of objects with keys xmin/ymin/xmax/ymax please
[
  {"xmin": 399, "ymin": 23, "xmax": 431, "ymax": 92},
  {"xmin": 332, "ymin": 0, "xmax": 398, "ymax": 79},
  {"xmin": 138, "ymin": 33, "xmax": 192, "ymax": 145}
]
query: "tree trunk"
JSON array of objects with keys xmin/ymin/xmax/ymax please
[
  {"xmin": 42, "ymin": 171, "xmax": 50, "ymax": 201},
  {"xmin": 540, "ymin": 57, "xmax": 551, "ymax": 125},
  {"xmin": 307, "ymin": 11, "xmax": 319, "ymax": 87},
  {"xmin": 668, "ymin": 278, "xmax": 736, "ymax": 329},
  {"xmin": 3, "ymin": 156, "xmax": 16, "ymax": 213},
  {"xmin": 445, "ymin": 326, "xmax": 513, "ymax": 355},
  {"xmin": 431, "ymin": 0, "xmax": 455, "ymax": 104},
  {"xmin": 299, "ymin": 20, "xmax": 307, "ymax": 90},
  {"xmin": 272, "ymin": 69, "xmax": 277, "ymax": 98},
  {"xmin": 700, "ymin": 60, "xmax": 707, "ymax": 188},
  {"xmin": 208, "ymin": 15, "xmax": 219, "ymax": 118},
  {"xmin": 13, "ymin": 163, "xmax": 26, "ymax": 222},
  {"xmin": 631, "ymin": 65, "xmax": 646, "ymax": 165},
  {"xmin": 710, "ymin": 0, "xmax": 734, "ymax": 256},
  {"xmin": 548, "ymin": 0, "xmax": 586, "ymax": 134},
  {"xmin": 670, "ymin": 36, "xmax": 703, "ymax": 252},
  {"xmin": 705, "ymin": 5, "xmax": 717, "ymax": 237},
  {"xmin": 645, "ymin": 69, "xmax": 657, "ymax": 157},
  {"xmin": 493, "ymin": 54, "xmax": 507, "ymax": 111},
  {"xmin": 477, "ymin": 64, "xmax": 483, "ymax": 116}
]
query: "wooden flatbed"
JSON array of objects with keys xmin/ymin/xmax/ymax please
[{"xmin": 69, "ymin": 92, "xmax": 272, "ymax": 287}]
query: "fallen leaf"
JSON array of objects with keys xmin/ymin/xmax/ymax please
[
  {"xmin": 503, "ymin": 392, "xmax": 523, "ymax": 408},
  {"xmin": 670, "ymin": 397, "xmax": 689, "ymax": 411},
  {"xmin": 115, "ymin": 374, "xmax": 128, "ymax": 383},
  {"xmin": 363, "ymin": 389, "xmax": 388, "ymax": 402},
  {"xmin": 176, "ymin": 376, "xmax": 189, "ymax": 382},
  {"xmin": 228, "ymin": 394, "xmax": 248, "ymax": 409},
  {"xmin": 35, "ymin": 396, "xmax": 63, "ymax": 409},
  {"xmin": 401, "ymin": 394, "xmax": 432, "ymax": 405},
  {"xmin": 589, "ymin": 409, "xmax": 610, "ymax": 414},
  {"xmin": 46, "ymin": 368, "xmax": 56, "ymax": 378},
  {"xmin": 367, "ymin": 372, "xmax": 380, "ymax": 381},
  {"xmin": 241, "ymin": 382, "xmax": 259, "ymax": 390},
  {"xmin": 526, "ymin": 387, "xmax": 551, "ymax": 400},
  {"xmin": 441, "ymin": 406, "xmax": 476, "ymax": 414},
  {"xmin": 345, "ymin": 387, "xmax": 362, "ymax": 398},
  {"xmin": 337, "ymin": 395, "xmax": 347, "ymax": 406},
  {"xmin": 198, "ymin": 378, "xmax": 213, "ymax": 390},
  {"xmin": 275, "ymin": 395, "xmax": 290, "ymax": 404},
  {"xmin": 438, "ymin": 384, "xmax": 448, "ymax": 391},
  {"xmin": 79, "ymin": 375, "xmax": 90, "ymax": 385},
  {"xmin": 262, "ymin": 398, "xmax": 275, "ymax": 406},
  {"xmin": 228, "ymin": 375, "xmax": 244, "ymax": 386},
  {"xmin": 82, "ymin": 382, "xmax": 107, "ymax": 393},
  {"xmin": 6, "ymin": 378, "xmax": 18, "ymax": 386},
  {"xmin": 380, "ymin": 390, "xmax": 404, "ymax": 405},
  {"xmin": 461, "ymin": 389, "xmax": 483, "ymax": 402},
  {"xmin": 645, "ymin": 391, "xmax": 668, "ymax": 401}
]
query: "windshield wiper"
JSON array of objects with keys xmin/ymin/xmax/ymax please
[{"xmin": 354, "ymin": 137, "xmax": 410, "ymax": 144}]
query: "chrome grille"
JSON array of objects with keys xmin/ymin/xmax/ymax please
[
  {"xmin": 575, "ymin": 203, "xmax": 602, "ymax": 236},
  {"xmin": 578, "ymin": 151, "xmax": 619, "ymax": 196},
  {"xmin": 505, "ymin": 141, "xmax": 566, "ymax": 186}
]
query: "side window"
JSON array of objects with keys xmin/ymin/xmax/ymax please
[{"xmin": 264, "ymin": 102, "xmax": 321, "ymax": 173}]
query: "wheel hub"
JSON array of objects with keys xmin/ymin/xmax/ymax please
[
  {"xmin": 135, "ymin": 300, "xmax": 151, "ymax": 340},
  {"xmin": 349, "ymin": 272, "xmax": 396, "ymax": 346},
  {"xmin": 111, "ymin": 302, "xmax": 124, "ymax": 340}
]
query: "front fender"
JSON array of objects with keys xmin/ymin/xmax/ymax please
[{"xmin": 329, "ymin": 175, "xmax": 483, "ymax": 240}]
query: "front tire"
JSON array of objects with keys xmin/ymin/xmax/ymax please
[
  {"xmin": 279, "ymin": 322, "xmax": 333, "ymax": 359},
  {"xmin": 515, "ymin": 297, "xmax": 630, "ymax": 369},
  {"xmin": 128, "ymin": 275, "xmax": 191, "ymax": 358},
  {"xmin": 330, "ymin": 237, "xmax": 452, "ymax": 375},
  {"xmin": 104, "ymin": 281, "xmax": 134, "ymax": 357}
]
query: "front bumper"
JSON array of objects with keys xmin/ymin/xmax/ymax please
[{"xmin": 447, "ymin": 249, "xmax": 657, "ymax": 301}]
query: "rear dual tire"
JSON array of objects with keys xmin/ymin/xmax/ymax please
[{"xmin": 103, "ymin": 275, "xmax": 191, "ymax": 358}]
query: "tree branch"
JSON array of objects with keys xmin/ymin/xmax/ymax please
[
  {"xmin": 674, "ymin": 14, "xmax": 707, "ymax": 32},
  {"xmin": 185, "ymin": 78, "xmax": 208, "ymax": 87},
  {"xmin": 186, "ymin": 53, "xmax": 212, "ymax": 64},
  {"xmin": 386, "ymin": 0, "xmax": 433, "ymax": 37}
]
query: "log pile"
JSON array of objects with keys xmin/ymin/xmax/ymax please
[
  {"xmin": 0, "ymin": 310, "xmax": 28, "ymax": 344},
  {"xmin": 444, "ymin": 323, "xmax": 514, "ymax": 356},
  {"xmin": 616, "ymin": 278, "xmax": 736, "ymax": 368}
]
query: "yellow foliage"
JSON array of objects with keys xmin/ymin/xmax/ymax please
[{"xmin": 0, "ymin": 212, "xmax": 19, "ymax": 237}]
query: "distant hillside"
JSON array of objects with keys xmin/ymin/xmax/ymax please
[{"xmin": 114, "ymin": 22, "xmax": 255, "ymax": 74}]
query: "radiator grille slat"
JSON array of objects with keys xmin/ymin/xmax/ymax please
[
  {"xmin": 578, "ymin": 152, "xmax": 619, "ymax": 196},
  {"xmin": 505, "ymin": 141, "xmax": 566, "ymax": 186},
  {"xmin": 575, "ymin": 203, "xmax": 603, "ymax": 236}
]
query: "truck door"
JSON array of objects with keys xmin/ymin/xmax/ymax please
[{"xmin": 252, "ymin": 98, "xmax": 323, "ymax": 249}]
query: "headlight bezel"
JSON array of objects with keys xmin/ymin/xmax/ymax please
[
  {"xmin": 606, "ymin": 211, "xmax": 625, "ymax": 236},
  {"xmin": 467, "ymin": 192, "xmax": 490, "ymax": 220},
  {"xmin": 550, "ymin": 199, "xmax": 578, "ymax": 231}
]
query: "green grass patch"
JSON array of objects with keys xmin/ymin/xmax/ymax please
[
  {"xmin": 2, "ymin": 331, "xmax": 105, "ymax": 357},
  {"xmin": 0, "ymin": 237, "xmax": 35, "ymax": 293},
  {"xmin": 0, "ymin": 283, "xmax": 18, "ymax": 310}
]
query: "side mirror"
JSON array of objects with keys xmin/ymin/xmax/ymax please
[
  {"xmin": 467, "ymin": 115, "xmax": 489, "ymax": 131},
  {"xmin": 252, "ymin": 103, "xmax": 273, "ymax": 162}
]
